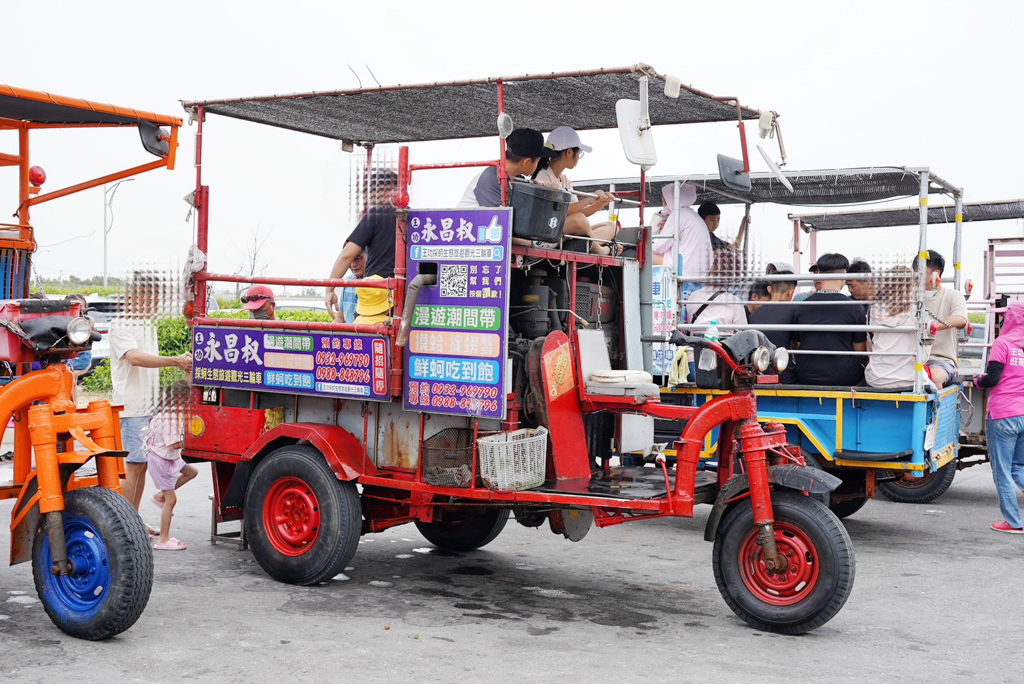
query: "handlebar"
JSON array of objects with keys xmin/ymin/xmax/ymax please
[{"xmin": 641, "ymin": 333, "xmax": 741, "ymax": 373}]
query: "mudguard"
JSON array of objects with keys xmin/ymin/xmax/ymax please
[
  {"xmin": 243, "ymin": 423, "xmax": 376, "ymax": 481},
  {"xmin": 703, "ymin": 465, "xmax": 842, "ymax": 542}
]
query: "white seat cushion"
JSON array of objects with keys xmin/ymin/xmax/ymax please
[
  {"xmin": 590, "ymin": 369, "xmax": 654, "ymax": 384},
  {"xmin": 585, "ymin": 381, "xmax": 661, "ymax": 398}
]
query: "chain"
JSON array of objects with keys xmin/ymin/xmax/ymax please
[{"xmin": 596, "ymin": 265, "xmax": 604, "ymax": 331}]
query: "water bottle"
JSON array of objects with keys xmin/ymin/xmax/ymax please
[{"xmin": 698, "ymin": 321, "xmax": 720, "ymax": 372}]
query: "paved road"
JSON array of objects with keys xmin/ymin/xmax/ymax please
[{"xmin": 1, "ymin": 463, "xmax": 1021, "ymax": 683}]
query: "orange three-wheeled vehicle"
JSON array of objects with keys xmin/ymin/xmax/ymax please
[{"xmin": 0, "ymin": 85, "xmax": 179, "ymax": 639}]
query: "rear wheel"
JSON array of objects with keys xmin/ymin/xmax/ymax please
[
  {"xmin": 32, "ymin": 487, "xmax": 153, "ymax": 640},
  {"xmin": 828, "ymin": 496, "xmax": 868, "ymax": 519},
  {"xmin": 713, "ymin": 490, "xmax": 855, "ymax": 634},
  {"xmin": 415, "ymin": 506, "xmax": 509, "ymax": 551},
  {"xmin": 245, "ymin": 445, "xmax": 361, "ymax": 585},
  {"xmin": 877, "ymin": 461, "xmax": 956, "ymax": 503}
]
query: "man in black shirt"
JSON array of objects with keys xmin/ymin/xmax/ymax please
[
  {"xmin": 748, "ymin": 271, "xmax": 797, "ymax": 350},
  {"xmin": 325, "ymin": 170, "xmax": 397, "ymax": 318},
  {"xmin": 790, "ymin": 254, "xmax": 867, "ymax": 386}
]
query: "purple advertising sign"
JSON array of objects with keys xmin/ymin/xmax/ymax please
[
  {"xmin": 192, "ymin": 325, "xmax": 390, "ymax": 401},
  {"xmin": 403, "ymin": 208, "xmax": 512, "ymax": 418}
]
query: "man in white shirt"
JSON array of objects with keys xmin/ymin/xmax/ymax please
[
  {"xmin": 111, "ymin": 274, "xmax": 192, "ymax": 516},
  {"xmin": 914, "ymin": 250, "xmax": 968, "ymax": 386}
]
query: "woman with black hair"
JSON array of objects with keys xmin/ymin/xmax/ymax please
[{"xmin": 533, "ymin": 126, "xmax": 619, "ymax": 255}]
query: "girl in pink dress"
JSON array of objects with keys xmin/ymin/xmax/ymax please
[{"xmin": 145, "ymin": 386, "xmax": 198, "ymax": 550}]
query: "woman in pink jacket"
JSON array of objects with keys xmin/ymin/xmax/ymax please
[{"xmin": 973, "ymin": 301, "xmax": 1024, "ymax": 533}]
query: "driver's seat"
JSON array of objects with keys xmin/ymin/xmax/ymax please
[{"xmin": 576, "ymin": 329, "xmax": 660, "ymax": 399}]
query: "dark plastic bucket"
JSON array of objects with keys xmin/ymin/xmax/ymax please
[{"xmin": 510, "ymin": 182, "xmax": 571, "ymax": 242}]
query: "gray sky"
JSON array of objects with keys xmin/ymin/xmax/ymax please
[{"xmin": 3, "ymin": 0, "xmax": 1022, "ymax": 291}]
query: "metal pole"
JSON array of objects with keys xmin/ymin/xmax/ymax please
[
  {"xmin": 914, "ymin": 170, "xmax": 930, "ymax": 393},
  {"xmin": 954, "ymin": 190, "xmax": 964, "ymax": 290},
  {"xmin": 102, "ymin": 184, "xmax": 107, "ymax": 287},
  {"xmin": 792, "ymin": 219, "xmax": 801, "ymax": 274},
  {"xmin": 671, "ymin": 181, "xmax": 680, "ymax": 278},
  {"xmin": 640, "ymin": 167, "xmax": 652, "ymax": 373}
]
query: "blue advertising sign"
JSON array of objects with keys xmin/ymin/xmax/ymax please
[
  {"xmin": 403, "ymin": 208, "xmax": 512, "ymax": 418},
  {"xmin": 192, "ymin": 326, "xmax": 390, "ymax": 401}
]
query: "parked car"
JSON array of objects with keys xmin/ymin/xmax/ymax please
[{"xmin": 959, "ymin": 323, "xmax": 986, "ymax": 375}]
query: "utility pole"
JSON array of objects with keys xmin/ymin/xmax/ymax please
[{"xmin": 103, "ymin": 178, "xmax": 135, "ymax": 287}]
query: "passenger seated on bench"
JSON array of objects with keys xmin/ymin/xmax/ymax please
[
  {"xmin": 533, "ymin": 126, "xmax": 619, "ymax": 256},
  {"xmin": 687, "ymin": 251, "xmax": 746, "ymax": 326},
  {"xmin": 914, "ymin": 249, "xmax": 967, "ymax": 387},
  {"xmin": 650, "ymin": 183, "xmax": 712, "ymax": 278},
  {"xmin": 748, "ymin": 271, "xmax": 797, "ymax": 350},
  {"xmin": 790, "ymin": 253, "xmax": 867, "ymax": 386},
  {"xmin": 865, "ymin": 266, "xmax": 921, "ymax": 389},
  {"xmin": 457, "ymin": 128, "xmax": 555, "ymax": 209}
]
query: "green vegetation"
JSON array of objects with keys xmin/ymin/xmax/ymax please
[
  {"xmin": 968, "ymin": 313, "xmax": 986, "ymax": 325},
  {"xmin": 34, "ymin": 275, "xmax": 125, "ymax": 297}
]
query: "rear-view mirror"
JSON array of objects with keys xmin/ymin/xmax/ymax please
[
  {"xmin": 138, "ymin": 120, "xmax": 170, "ymax": 158},
  {"xmin": 616, "ymin": 99, "xmax": 657, "ymax": 170},
  {"xmin": 717, "ymin": 154, "xmax": 751, "ymax": 193}
]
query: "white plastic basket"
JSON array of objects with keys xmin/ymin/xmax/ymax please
[{"xmin": 477, "ymin": 426, "xmax": 548, "ymax": 491}]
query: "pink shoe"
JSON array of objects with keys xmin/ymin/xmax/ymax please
[{"xmin": 991, "ymin": 521, "xmax": 1024, "ymax": 534}]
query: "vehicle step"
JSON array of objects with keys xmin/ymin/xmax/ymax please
[{"xmin": 535, "ymin": 467, "xmax": 716, "ymax": 500}]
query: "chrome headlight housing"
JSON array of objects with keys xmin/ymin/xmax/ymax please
[
  {"xmin": 752, "ymin": 346, "xmax": 771, "ymax": 372},
  {"xmin": 773, "ymin": 347, "xmax": 789, "ymax": 372},
  {"xmin": 67, "ymin": 318, "xmax": 92, "ymax": 345}
]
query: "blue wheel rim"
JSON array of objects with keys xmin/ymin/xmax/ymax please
[{"xmin": 40, "ymin": 514, "xmax": 111, "ymax": 618}]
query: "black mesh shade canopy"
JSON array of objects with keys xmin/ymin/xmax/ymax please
[
  {"xmin": 791, "ymin": 200, "xmax": 1024, "ymax": 232},
  {"xmin": 575, "ymin": 167, "xmax": 939, "ymax": 207},
  {"xmin": 182, "ymin": 66, "xmax": 762, "ymax": 144}
]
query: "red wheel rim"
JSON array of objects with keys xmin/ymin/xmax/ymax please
[
  {"xmin": 738, "ymin": 523, "xmax": 819, "ymax": 606},
  {"xmin": 263, "ymin": 477, "xmax": 320, "ymax": 556}
]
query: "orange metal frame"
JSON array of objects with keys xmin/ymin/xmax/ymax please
[{"xmin": 0, "ymin": 85, "xmax": 182, "ymax": 230}]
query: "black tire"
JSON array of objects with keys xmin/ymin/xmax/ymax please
[
  {"xmin": 32, "ymin": 487, "xmax": 153, "ymax": 640},
  {"xmin": 877, "ymin": 461, "xmax": 956, "ymax": 503},
  {"xmin": 713, "ymin": 490, "xmax": 856, "ymax": 634},
  {"xmin": 245, "ymin": 445, "xmax": 361, "ymax": 585},
  {"xmin": 415, "ymin": 507, "xmax": 509, "ymax": 552},
  {"xmin": 828, "ymin": 496, "xmax": 869, "ymax": 519}
]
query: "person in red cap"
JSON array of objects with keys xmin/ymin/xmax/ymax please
[{"xmin": 241, "ymin": 285, "xmax": 276, "ymax": 320}]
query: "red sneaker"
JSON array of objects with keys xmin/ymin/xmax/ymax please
[{"xmin": 991, "ymin": 521, "xmax": 1024, "ymax": 534}]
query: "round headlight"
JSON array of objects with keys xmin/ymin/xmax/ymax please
[
  {"xmin": 752, "ymin": 346, "xmax": 771, "ymax": 372},
  {"xmin": 67, "ymin": 318, "xmax": 92, "ymax": 345},
  {"xmin": 774, "ymin": 347, "xmax": 789, "ymax": 372}
]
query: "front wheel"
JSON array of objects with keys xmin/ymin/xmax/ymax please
[
  {"xmin": 245, "ymin": 445, "xmax": 362, "ymax": 585},
  {"xmin": 713, "ymin": 490, "xmax": 856, "ymax": 634},
  {"xmin": 877, "ymin": 461, "xmax": 956, "ymax": 503},
  {"xmin": 415, "ymin": 506, "xmax": 509, "ymax": 551},
  {"xmin": 32, "ymin": 487, "xmax": 154, "ymax": 640}
]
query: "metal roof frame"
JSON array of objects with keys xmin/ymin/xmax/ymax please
[
  {"xmin": 791, "ymin": 199, "xmax": 1024, "ymax": 232},
  {"xmin": 182, "ymin": 65, "xmax": 762, "ymax": 145},
  {"xmin": 575, "ymin": 166, "xmax": 953, "ymax": 208}
]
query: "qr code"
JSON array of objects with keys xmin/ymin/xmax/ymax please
[{"xmin": 440, "ymin": 264, "xmax": 468, "ymax": 298}]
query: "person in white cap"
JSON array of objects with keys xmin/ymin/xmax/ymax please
[{"xmin": 533, "ymin": 126, "xmax": 619, "ymax": 255}]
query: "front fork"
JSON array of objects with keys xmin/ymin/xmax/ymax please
[
  {"xmin": 30, "ymin": 400, "xmax": 122, "ymax": 577},
  {"xmin": 737, "ymin": 419, "xmax": 788, "ymax": 572}
]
